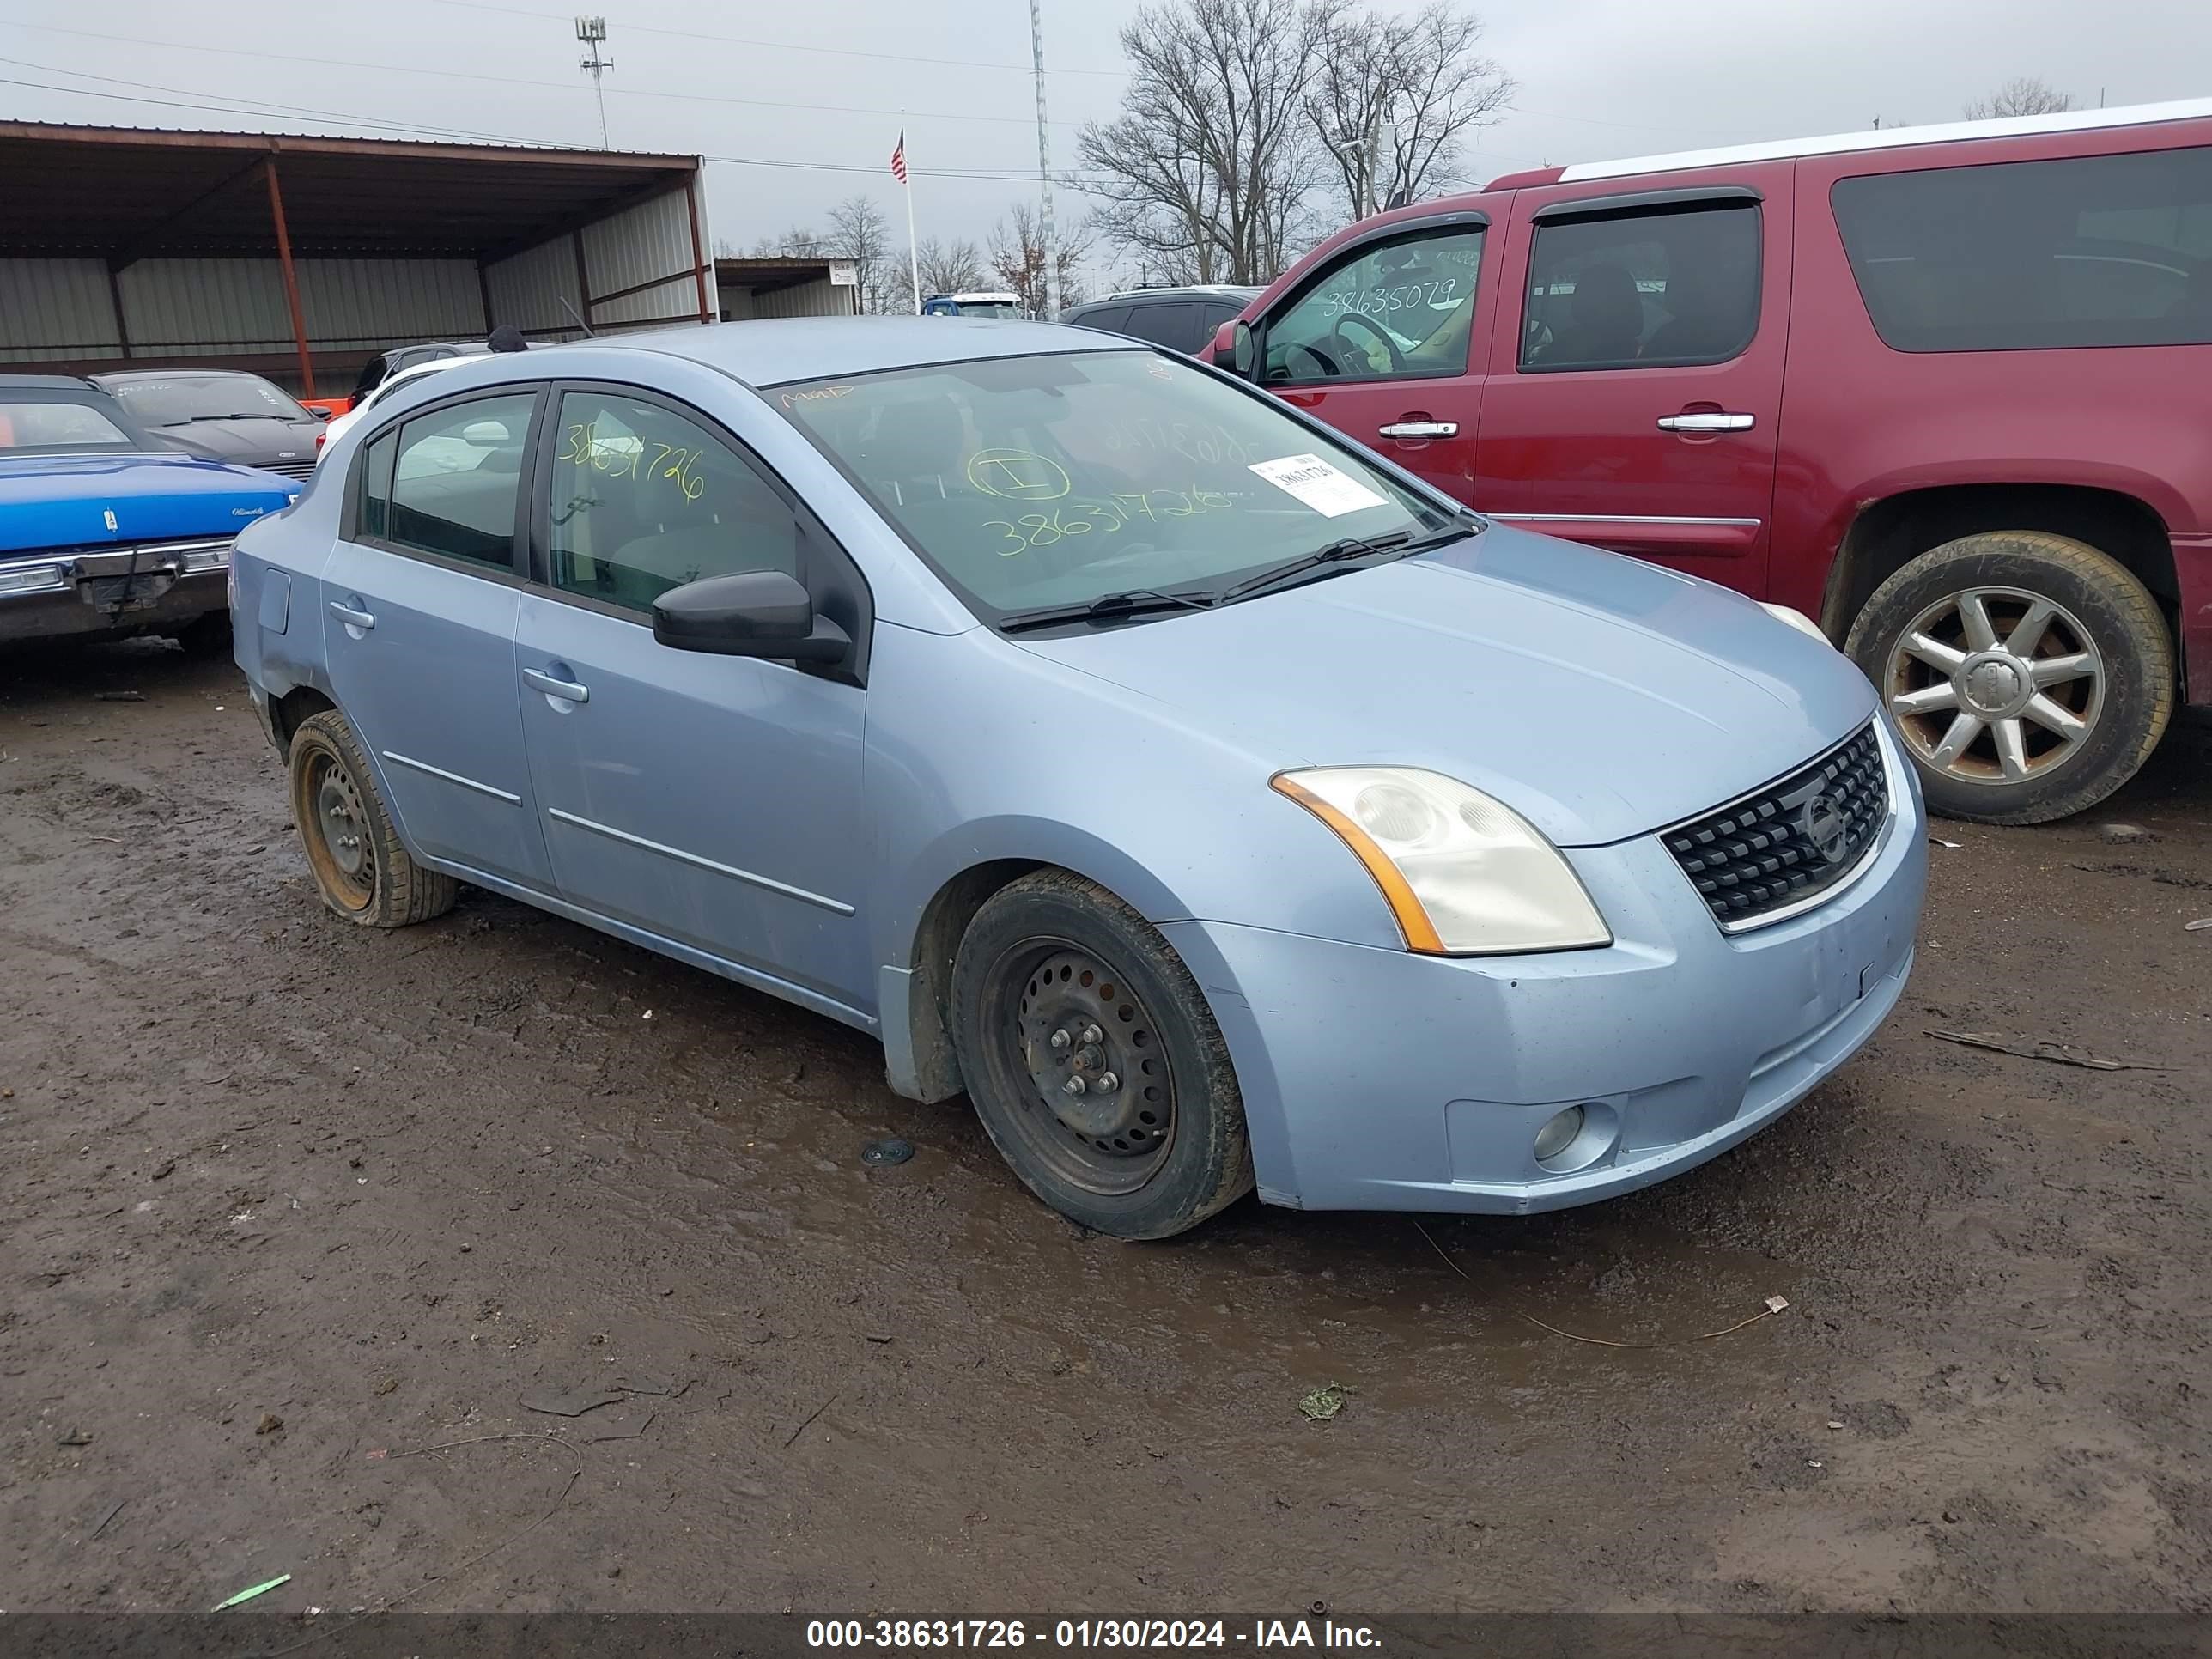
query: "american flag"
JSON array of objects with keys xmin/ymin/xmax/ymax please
[{"xmin": 890, "ymin": 130, "xmax": 908, "ymax": 185}]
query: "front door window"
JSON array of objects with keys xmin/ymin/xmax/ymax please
[{"xmin": 1263, "ymin": 226, "xmax": 1486, "ymax": 385}]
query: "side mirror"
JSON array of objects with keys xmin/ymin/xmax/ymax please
[
  {"xmin": 460, "ymin": 420, "xmax": 510, "ymax": 447},
  {"xmin": 653, "ymin": 568, "xmax": 851, "ymax": 664},
  {"xmin": 304, "ymin": 404, "xmax": 332, "ymax": 422},
  {"xmin": 1231, "ymin": 319, "xmax": 1256, "ymax": 377}
]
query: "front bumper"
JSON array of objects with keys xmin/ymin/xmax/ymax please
[
  {"xmin": 1163, "ymin": 729, "xmax": 1928, "ymax": 1215},
  {"xmin": 0, "ymin": 544, "xmax": 231, "ymax": 644}
]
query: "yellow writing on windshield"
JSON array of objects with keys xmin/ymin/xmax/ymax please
[{"xmin": 967, "ymin": 447, "xmax": 1072, "ymax": 501}]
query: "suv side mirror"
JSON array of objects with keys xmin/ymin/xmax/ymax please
[
  {"xmin": 1212, "ymin": 319, "xmax": 1258, "ymax": 377},
  {"xmin": 653, "ymin": 568, "xmax": 852, "ymax": 664}
]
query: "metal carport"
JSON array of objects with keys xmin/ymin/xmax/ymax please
[{"xmin": 0, "ymin": 123, "xmax": 716, "ymax": 398}]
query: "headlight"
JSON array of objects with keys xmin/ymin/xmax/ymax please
[
  {"xmin": 1761, "ymin": 602, "xmax": 1829, "ymax": 643},
  {"xmin": 1272, "ymin": 767, "xmax": 1610, "ymax": 955}
]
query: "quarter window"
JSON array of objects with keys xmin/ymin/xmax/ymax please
[
  {"xmin": 1262, "ymin": 225, "xmax": 1486, "ymax": 385},
  {"xmin": 1520, "ymin": 202, "xmax": 1760, "ymax": 371},
  {"xmin": 547, "ymin": 390, "xmax": 800, "ymax": 613},
  {"xmin": 373, "ymin": 392, "xmax": 534, "ymax": 569},
  {"xmin": 1832, "ymin": 145, "xmax": 2212, "ymax": 351}
]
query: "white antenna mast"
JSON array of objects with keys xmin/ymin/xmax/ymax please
[{"xmin": 575, "ymin": 16, "xmax": 612, "ymax": 149}]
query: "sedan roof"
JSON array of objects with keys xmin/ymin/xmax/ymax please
[{"xmin": 587, "ymin": 316, "xmax": 1133, "ymax": 388}]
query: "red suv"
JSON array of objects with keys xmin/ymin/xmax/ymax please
[{"xmin": 1216, "ymin": 99, "xmax": 2212, "ymax": 823}]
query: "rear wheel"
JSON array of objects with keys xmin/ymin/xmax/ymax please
[
  {"xmin": 288, "ymin": 709, "xmax": 457, "ymax": 927},
  {"xmin": 1845, "ymin": 531, "xmax": 2173, "ymax": 825},
  {"xmin": 950, "ymin": 870, "xmax": 1253, "ymax": 1239}
]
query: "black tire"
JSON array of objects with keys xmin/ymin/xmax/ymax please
[
  {"xmin": 177, "ymin": 611, "xmax": 232, "ymax": 655},
  {"xmin": 287, "ymin": 709, "xmax": 458, "ymax": 927},
  {"xmin": 1844, "ymin": 531, "xmax": 2173, "ymax": 825},
  {"xmin": 950, "ymin": 870, "xmax": 1254, "ymax": 1239}
]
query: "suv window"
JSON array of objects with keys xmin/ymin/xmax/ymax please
[
  {"xmin": 1832, "ymin": 145, "xmax": 2212, "ymax": 351},
  {"xmin": 374, "ymin": 392, "xmax": 534, "ymax": 569},
  {"xmin": 1521, "ymin": 202, "xmax": 1760, "ymax": 371},
  {"xmin": 548, "ymin": 388, "xmax": 800, "ymax": 613},
  {"xmin": 1121, "ymin": 301, "xmax": 1199, "ymax": 349},
  {"xmin": 1071, "ymin": 304, "xmax": 1132, "ymax": 336},
  {"xmin": 1262, "ymin": 225, "xmax": 1486, "ymax": 385}
]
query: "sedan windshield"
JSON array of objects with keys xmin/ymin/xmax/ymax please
[
  {"xmin": 771, "ymin": 349, "xmax": 1459, "ymax": 622},
  {"xmin": 107, "ymin": 374, "xmax": 302, "ymax": 426}
]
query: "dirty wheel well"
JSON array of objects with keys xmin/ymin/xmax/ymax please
[
  {"xmin": 904, "ymin": 860, "xmax": 1048, "ymax": 1103},
  {"xmin": 1823, "ymin": 485, "xmax": 2176, "ymax": 638},
  {"xmin": 270, "ymin": 686, "xmax": 337, "ymax": 752}
]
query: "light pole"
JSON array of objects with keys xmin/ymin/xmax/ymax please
[
  {"xmin": 1028, "ymin": 0, "xmax": 1060, "ymax": 320},
  {"xmin": 576, "ymin": 16, "xmax": 612, "ymax": 149}
]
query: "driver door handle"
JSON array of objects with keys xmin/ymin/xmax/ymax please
[
  {"xmin": 327, "ymin": 600, "xmax": 375, "ymax": 630},
  {"xmin": 1656, "ymin": 411, "xmax": 1755, "ymax": 433},
  {"xmin": 1378, "ymin": 420, "xmax": 1458, "ymax": 440},
  {"xmin": 522, "ymin": 667, "xmax": 590, "ymax": 705}
]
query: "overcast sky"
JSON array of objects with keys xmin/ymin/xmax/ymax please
[{"xmin": 3, "ymin": 0, "xmax": 2205, "ymax": 287}]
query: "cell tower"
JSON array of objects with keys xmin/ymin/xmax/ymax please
[{"xmin": 576, "ymin": 16, "xmax": 612, "ymax": 149}]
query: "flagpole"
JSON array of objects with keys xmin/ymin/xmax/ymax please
[
  {"xmin": 904, "ymin": 173, "xmax": 921, "ymax": 314},
  {"xmin": 898, "ymin": 128, "xmax": 921, "ymax": 314}
]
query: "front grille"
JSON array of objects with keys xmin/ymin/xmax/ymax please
[
  {"xmin": 1664, "ymin": 722, "xmax": 1888, "ymax": 929},
  {"xmin": 262, "ymin": 459, "xmax": 317, "ymax": 482}
]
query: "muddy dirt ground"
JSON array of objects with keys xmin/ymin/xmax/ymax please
[{"xmin": 2, "ymin": 637, "xmax": 2208, "ymax": 1617}]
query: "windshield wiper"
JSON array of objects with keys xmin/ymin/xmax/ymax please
[
  {"xmin": 163, "ymin": 413, "xmax": 276, "ymax": 424},
  {"xmin": 997, "ymin": 587, "xmax": 1218, "ymax": 635},
  {"xmin": 1218, "ymin": 517, "xmax": 1479, "ymax": 605}
]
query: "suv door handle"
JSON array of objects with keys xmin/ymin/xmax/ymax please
[
  {"xmin": 1656, "ymin": 411, "xmax": 1755, "ymax": 433},
  {"xmin": 523, "ymin": 667, "xmax": 590, "ymax": 705},
  {"xmin": 1378, "ymin": 420, "xmax": 1459, "ymax": 440},
  {"xmin": 327, "ymin": 599, "xmax": 375, "ymax": 630}
]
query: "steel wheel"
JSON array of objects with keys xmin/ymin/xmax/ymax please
[
  {"xmin": 988, "ymin": 940, "xmax": 1178, "ymax": 1198},
  {"xmin": 1883, "ymin": 585, "xmax": 2104, "ymax": 787},
  {"xmin": 301, "ymin": 746, "xmax": 376, "ymax": 911}
]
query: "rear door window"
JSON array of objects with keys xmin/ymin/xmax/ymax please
[
  {"xmin": 1832, "ymin": 144, "xmax": 2212, "ymax": 350},
  {"xmin": 1072, "ymin": 305, "xmax": 1133, "ymax": 336},
  {"xmin": 374, "ymin": 392, "xmax": 535, "ymax": 571},
  {"xmin": 1520, "ymin": 201, "xmax": 1761, "ymax": 371}
]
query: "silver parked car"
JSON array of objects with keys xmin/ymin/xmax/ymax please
[{"xmin": 233, "ymin": 318, "xmax": 1926, "ymax": 1238}]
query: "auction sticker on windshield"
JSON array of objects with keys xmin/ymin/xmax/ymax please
[{"xmin": 1248, "ymin": 453, "xmax": 1389, "ymax": 518}]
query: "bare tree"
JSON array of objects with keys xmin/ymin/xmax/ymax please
[
  {"xmin": 1076, "ymin": 0, "xmax": 1333, "ymax": 286},
  {"xmin": 989, "ymin": 204, "xmax": 1094, "ymax": 316},
  {"xmin": 1963, "ymin": 76, "xmax": 2071, "ymax": 119},
  {"xmin": 827, "ymin": 195, "xmax": 896, "ymax": 313},
  {"xmin": 753, "ymin": 226, "xmax": 827, "ymax": 258},
  {"xmin": 917, "ymin": 235, "xmax": 987, "ymax": 296},
  {"xmin": 1305, "ymin": 3, "xmax": 1513, "ymax": 221}
]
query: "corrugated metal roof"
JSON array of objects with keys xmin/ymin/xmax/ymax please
[{"xmin": 0, "ymin": 122, "xmax": 702, "ymax": 262}]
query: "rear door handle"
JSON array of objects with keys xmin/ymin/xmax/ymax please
[
  {"xmin": 523, "ymin": 667, "xmax": 590, "ymax": 705},
  {"xmin": 1656, "ymin": 411, "xmax": 1755, "ymax": 433},
  {"xmin": 1377, "ymin": 420, "xmax": 1459, "ymax": 440},
  {"xmin": 327, "ymin": 600, "xmax": 375, "ymax": 630}
]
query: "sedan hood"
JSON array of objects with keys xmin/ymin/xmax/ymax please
[
  {"xmin": 157, "ymin": 418, "xmax": 320, "ymax": 466},
  {"xmin": 0, "ymin": 452, "xmax": 301, "ymax": 555},
  {"xmin": 1014, "ymin": 525, "xmax": 1879, "ymax": 847}
]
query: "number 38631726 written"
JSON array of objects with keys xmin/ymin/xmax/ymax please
[{"xmin": 985, "ymin": 487, "xmax": 1237, "ymax": 556}]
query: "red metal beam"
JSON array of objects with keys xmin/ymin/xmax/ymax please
[
  {"xmin": 686, "ymin": 175, "xmax": 709, "ymax": 323},
  {"xmin": 263, "ymin": 158, "xmax": 317, "ymax": 399}
]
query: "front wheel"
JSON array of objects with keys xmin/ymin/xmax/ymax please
[
  {"xmin": 950, "ymin": 871, "xmax": 1254, "ymax": 1239},
  {"xmin": 1845, "ymin": 531, "xmax": 2174, "ymax": 825}
]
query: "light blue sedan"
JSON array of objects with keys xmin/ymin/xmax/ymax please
[{"xmin": 234, "ymin": 318, "xmax": 1926, "ymax": 1239}]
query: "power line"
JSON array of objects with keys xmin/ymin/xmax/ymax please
[
  {"xmin": 0, "ymin": 32, "xmax": 1083, "ymax": 130},
  {"xmin": 0, "ymin": 66, "xmax": 1106, "ymax": 184},
  {"xmin": 428, "ymin": 0, "xmax": 1129, "ymax": 77}
]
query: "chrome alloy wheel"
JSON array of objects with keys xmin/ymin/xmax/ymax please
[{"xmin": 1883, "ymin": 585, "xmax": 2104, "ymax": 787}]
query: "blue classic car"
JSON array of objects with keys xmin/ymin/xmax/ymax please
[{"xmin": 0, "ymin": 374, "xmax": 301, "ymax": 647}]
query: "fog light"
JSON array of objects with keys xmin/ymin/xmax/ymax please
[{"xmin": 1533, "ymin": 1105, "xmax": 1584, "ymax": 1163}]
